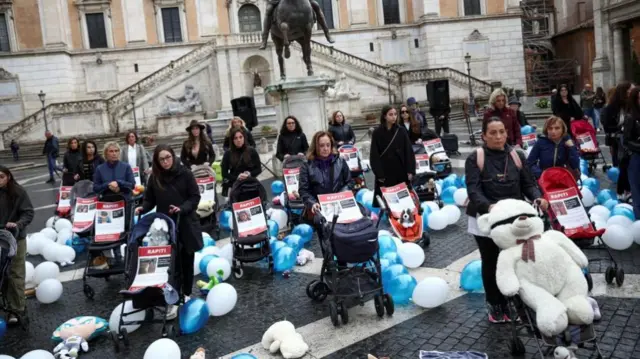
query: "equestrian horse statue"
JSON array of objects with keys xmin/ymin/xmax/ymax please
[{"xmin": 261, "ymin": 0, "xmax": 335, "ymax": 80}]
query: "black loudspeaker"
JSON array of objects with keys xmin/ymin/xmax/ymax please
[
  {"xmin": 426, "ymin": 80, "xmax": 450, "ymax": 110},
  {"xmin": 231, "ymin": 96, "xmax": 258, "ymax": 131}
]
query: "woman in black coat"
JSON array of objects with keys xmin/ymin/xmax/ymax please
[
  {"xmin": 221, "ymin": 127, "xmax": 262, "ymax": 196},
  {"xmin": 552, "ymin": 84, "xmax": 584, "ymax": 131},
  {"xmin": 275, "ymin": 115, "xmax": 309, "ymax": 161},
  {"xmin": 601, "ymin": 82, "xmax": 632, "ymax": 169},
  {"xmin": 222, "ymin": 117, "xmax": 256, "ymax": 151},
  {"xmin": 63, "ymin": 137, "xmax": 83, "ymax": 185},
  {"xmin": 136, "ymin": 144, "xmax": 203, "ymax": 319},
  {"xmin": 180, "ymin": 120, "xmax": 216, "ymax": 168},
  {"xmin": 369, "ymin": 106, "xmax": 416, "ymax": 207},
  {"xmin": 80, "ymin": 140, "xmax": 105, "ymax": 181},
  {"xmin": 328, "ymin": 110, "xmax": 356, "ymax": 146}
]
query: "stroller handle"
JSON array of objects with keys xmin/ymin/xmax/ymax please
[{"xmin": 0, "ymin": 224, "xmax": 19, "ymax": 239}]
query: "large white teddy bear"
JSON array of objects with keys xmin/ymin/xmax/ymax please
[
  {"xmin": 261, "ymin": 320, "xmax": 309, "ymax": 358},
  {"xmin": 477, "ymin": 199, "xmax": 594, "ymax": 337}
]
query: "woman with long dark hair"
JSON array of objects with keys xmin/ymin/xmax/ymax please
[
  {"xmin": 601, "ymin": 82, "xmax": 632, "ymax": 168},
  {"xmin": 0, "ymin": 165, "xmax": 34, "ymax": 325},
  {"xmin": 593, "ymin": 86, "xmax": 607, "ymax": 131},
  {"xmin": 275, "ymin": 115, "xmax": 309, "ymax": 161},
  {"xmin": 399, "ymin": 104, "xmax": 423, "ymax": 143},
  {"xmin": 552, "ymin": 84, "xmax": 584, "ymax": 131},
  {"xmin": 63, "ymin": 137, "xmax": 83, "ymax": 185},
  {"xmin": 80, "ymin": 140, "xmax": 105, "ymax": 181},
  {"xmin": 180, "ymin": 120, "xmax": 215, "ymax": 168},
  {"xmin": 623, "ymin": 87, "xmax": 640, "ymax": 218},
  {"xmin": 222, "ymin": 117, "xmax": 256, "ymax": 151},
  {"xmin": 328, "ymin": 110, "xmax": 355, "ymax": 146},
  {"xmin": 121, "ymin": 131, "xmax": 151, "ymax": 184},
  {"xmin": 221, "ymin": 127, "xmax": 262, "ymax": 196},
  {"xmin": 135, "ymin": 145, "xmax": 203, "ymax": 319}
]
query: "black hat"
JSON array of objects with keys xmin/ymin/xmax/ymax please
[
  {"xmin": 508, "ymin": 96, "xmax": 521, "ymax": 106},
  {"xmin": 186, "ymin": 120, "xmax": 205, "ymax": 132}
]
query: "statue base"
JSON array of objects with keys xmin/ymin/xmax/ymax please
[
  {"xmin": 156, "ymin": 111, "xmax": 206, "ymax": 136},
  {"xmin": 253, "ymin": 86, "xmax": 266, "ymax": 107},
  {"xmin": 265, "ymin": 76, "xmax": 336, "ymax": 140}
]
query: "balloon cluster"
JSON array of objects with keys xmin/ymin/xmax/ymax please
[
  {"xmin": 589, "ymin": 204, "xmax": 640, "ymax": 250},
  {"xmin": 270, "ymin": 224, "xmax": 314, "ymax": 273},
  {"xmin": 27, "ymin": 217, "xmax": 77, "ymax": 266},
  {"xmin": 25, "ymin": 261, "xmax": 64, "ymax": 305},
  {"xmin": 422, "ymin": 202, "xmax": 461, "ymax": 231},
  {"xmin": 440, "ymin": 174, "xmax": 467, "ymax": 207}
]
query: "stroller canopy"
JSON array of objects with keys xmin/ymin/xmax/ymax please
[
  {"xmin": 228, "ymin": 177, "xmax": 267, "ymax": 205},
  {"xmin": 282, "ymin": 155, "xmax": 306, "ymax": 169},
  {"xmin": 0, "ymin": 230, "xmax": 17, "ymax": 258},
  {"xmin": 570, "ymin": 119, "xmax": 596, "ymax": 140},
  {"xmin": 538, "ymin": 167, "xmax": 579, "ymax": 194},
  {"xmin": 129, "ymin": 212, "xmax": 178, "ymax": 246},
  {"xmin": 192, "ymin": 164, "xmax": 216, "ymax": 179},
  {"xmin": 71, "ymin": 180, "xmax": 95, "ymax": 200}
]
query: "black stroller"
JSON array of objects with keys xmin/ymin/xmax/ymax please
[
  {"xmin": 0, "ymin": 226, "xmax": 29, "ymax": 330},
  {"xmin": 306, "ymin": 215, "xmax": 394, "ymax": 327},
  {"xmin": 70, "ymin": 180, "xmax": 96, "ymax": 239},
  {"xmin": 192, "ymin": 164, "xmax": 220, "ymax": 238},
  {"xmin": 110, "ymin": 212, "xmax": 181, "ymax": 352},
  {"xmin": 412, "ymin": 144, "xmax": 442, "ymax": 204},
  {"xmin": 227, "ymin": 178, "xmax": 273, "ymax": 278},
  {"xmin": 82, "ymin": 192, "xmax": 134, "ymax": 299},
  {"xmin": 282, "ymin": 155, "xmax": 306, "ymax": 227}
]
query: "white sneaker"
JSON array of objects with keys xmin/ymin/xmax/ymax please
[{"xmin": 165, "ymin": 305, "xmax": 178, "ymax": 320}]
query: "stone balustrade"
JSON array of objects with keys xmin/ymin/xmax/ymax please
[{"xmin": 401, "ymin": 68, "xmax": 494, "ymax": 95}]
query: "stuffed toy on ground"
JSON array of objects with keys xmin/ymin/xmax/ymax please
[
  {"xmin": 53, "ymin": 335, "xmax": 89, "ymax": 358},
  {"xmin": 261, "ymin": 320, "xmax": 309, "ymax": 358}
]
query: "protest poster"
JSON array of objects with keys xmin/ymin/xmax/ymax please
[
  {"xmin": 576, "ymin": 133, "xmax": 596, "ymax": 150},
  {"xmin": 547, "ymin": 187, "xmax": 592, "ymax": 236},
  {"xmin": 381, "ymin": 183, "xmax": 416, "ymax": 217},
  {"xmin": 129, "ymin": 245, "xmax": 172, "ymax": 291},
  {"xmin": 197, "ymin": 176, "xmax": 216, "ymax": 202},
  {"xmin": 338, "ymin": 147, "xmax": 361, "ymax": 171},
  {"xmin": 72, "ymin": 197, "xmax": 97, "ymax": 233},
  {"xmin": 424, "ymin": 139, "xmax": 450, "ymax": 160},
  {"xmin": 284, "ymin": 168, "xmax": 300, "ymax": 194},
  {"xmin": 232, "ymin": 197, "xmax": 267, "ymax": 237},
  {"xmin": 95, "ymin": 201, "xmax": 126, "ymax": 242},
  {"xmin": 415, "ymin": 154, "xmax": 430, "ymax": 174},
  {"xmin": 522, "ymin": 134, "xmax": 537, "ymax": 156},
  {"xmin": 57, "ymin": 186, "xmax": 73, "ymax": 212},
  {"xmin": 317, "ymin": 191, "xmax": 362, "ymax": 223},
  {"xmin": 132, "ymin": 167, "xmax": 141, "ymax": 186}
]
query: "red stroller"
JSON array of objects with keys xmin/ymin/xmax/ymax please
[
  {"xmin": 538, "ymin": 167, "xmax": 624, "ymax": 287},
  {"xmin": 570, "ymin": 119, "xmax": 611, "ymax": 174}
]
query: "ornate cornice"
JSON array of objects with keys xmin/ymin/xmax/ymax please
[
  {"xmin": 465, "ymin": 29, "xmax": 488, "ymax": 42},
  {"xmin": 0, "ymin": 0, "xmax": 13, "ymax": 12},
  {"xmin": 0, "ymin": 68, "xmax": 17, "ymax": 80},
  {"xmin": 74, "ymin": 0, "xmax": 111, "ymax": 12}
]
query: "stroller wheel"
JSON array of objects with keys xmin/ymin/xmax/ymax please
[
  {"xmin": 83, "ymin": 284, "xmax": 95, "ymax": 299},
  {"xmin": 308, "ymin": 281, "xmax": 329, "ymax": 302},
  {"xmin": 339, "ymin": 302, "xmax": 349, "ymax": 325},
  {"xmin": 120, "ymin": 328, "xmax": 130, "ymax": 347},
  {"xmin": 163, "ymin": 324, "xmax": 177, "ymax": 338},
  {"xmin": 374, "ymin": 294, "xmax": 385, "ymax": 317},
  {"xmin": 615, "ymin": 268, "xmax": 625, "ymax": 286},
  {"xmin": 306, "ymin": 280, "xmax": 318, "ymax": 298},
  {"xmin": 329, "ymin": 301, "xmax": 340, "ymax": 327},
  {"xmin": 268, "ymin": 256, "xmax": 275, "ymax": 275},
  {"xmin": 110, "ymin": 331, "xmax": 121, "ymax": 353},
  {"xmin": 421, "ymin": 233, "xmax": 431, "ymax": 247},
  {"xmin": 383, "ymin": 294, "xmax": 394, "ymax": 316},
  {"xmin": 585, "ymin": 272, "xmax": 593, "ymax": 292},
  {"xmin": 234, "ymin": 267, "xmax": 244, "ymax": 279},
  {"xmin": 605, "ymin": 266, "xmax": 615, "ymax": 284},
  {"xmin": 508, "ymin": 338, "xmax": 525, "ymax": 356}
]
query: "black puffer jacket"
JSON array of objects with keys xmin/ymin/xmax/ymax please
[
  {"xmin": 0, "ymin": 185, "xmax": 34, "ymax": 240},
  {"xmin": 63, "ymin": 149, "xmax": 83, "ymax": 176},
  {"xmin": 465, "ymin": 145, "xmax": 541, "ymax": 217},
  {"xmin": 328, "ymin": 123, "xmax": 355, "ymax": 145},
  {"xmin": 299, "ymin": 155, "xmax": 352, "ymax": 208},
  {"xmin": 276, "ymin": 131, "xmax": 309, "ymax": 161},
  {"xmin": 221, "ymin": 146, "xmax": 262, "ymax": 190},
  {"xmin": 623, "ymin": 114, "xmax": 640, "ymax": 154}
]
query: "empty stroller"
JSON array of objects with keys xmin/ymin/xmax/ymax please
[
  {"xmin": 412, "ymin": 144, "xmax": 442, "ymax": 204},
  {"xmin": 110, "ymin": 212, "xmax": 181, "ymax": 352},
  {"xmin": 377, "ymin": 183, "xmax": 430, "ymax": 247},
  {"xmin": 0, "ymin": 226, "xmax": 29, "ymax": 329},
  {"xmin": 570, "ymin": 118, "xmax": 610, "ymax": 174},
  {"xmin": 538, "ymin": 167, "xmax": 623, "ymax": 287},
  {"xmin": 192, "ymin": 164, "xmax": 219, "ymax": 238},
  {"xmin": 282, "ymin": 155, "xmax": 306, "ymax": 227},
  {"xmin": 338, "ymin": 145, "xmax": 367, "ymax": 192},
  {"xmin": 227, "ymin": 177, "xmax": 273, "ymax": 278}
]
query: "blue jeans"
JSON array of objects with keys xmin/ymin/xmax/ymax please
[
  {"xmin": 593, "ymin": 108, "xmax": 601, "ymax": 130},
  {"xmin": 46, "ymin": 154, "xmax": 58, "ymax": 179},
  {"xmin": 628, "ymin": 154, "xmax": 640, "ymax": 219}
]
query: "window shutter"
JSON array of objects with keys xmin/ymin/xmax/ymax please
[
  {"xmin": 86, "ymin": 13, "xmax": 108, "ymax": 49},
  {"xmin": 162, "ymin": 7, "xmax": 182, "ymax": 43},
  {"xmin": 464, "ymin": 0, "xmax": 482, "ymax": 16},
  {"xmin": 382, "ymin": 0, "xmax": 400, "ymax": 25},
  {"xmin": 317, "ymin": 0, "xmax": 334, "ymax": 29},
  {"xmin": 238, "ymin": 5, "xmax": 262, "ymax": 33},
  {"xmin": 0, "ymin": 14, "xmax": 10, "ymax": 52}
]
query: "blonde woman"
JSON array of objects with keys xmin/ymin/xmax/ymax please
[
  {"xmin": 93, "ymin": 141, "xmax": 135, "ymax": 200},
  {"xmin": 483, "ymin": 88, "xmax": 522, "ymax": 147},
  {"xmin": 222, "ymin": 117, "xmax": 256, "ymax": 151}
]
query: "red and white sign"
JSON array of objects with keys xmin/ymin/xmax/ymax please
[
  {"xmin": 57, "ymin": 186, "xmax": 73, "ymax": 212},
  {"xmin": 232, "ymin": 197, "xmax": 267, "ymax": 237},
  {"xmin": 415, "ymin": 154, "xmax": 430, "ymax": 174},
  {"xmin": 576, "ymin": 133, "xmax": 596, "ymax": 150},
  {"xmin": 424, "ymin": 139, "xmax": 449, "ymax": 160},
  {"xmin": 196, "ymin": 176, "xmax": 216, "ymax": 202},
  {"xmin": 522, "ymin": 134, "xmax": 537, "ymax": 157},
  {"xmin": 317, "ymin": 191, "xmax": 362, "ymax": 223},
  {"xmin": 546, "ymin": 187, "xmax": 592, "ymax": 236},
  {"xmin": 338, "ymin": 147, "xmax": 360, "ymax": 171},
  {"xmin": 94, "ymin": 201, "xmax": 126, "ymax": 242},
  {"xmin": 132, "ymin": 167, "xmax": 141, "ymax": 186},
  {"xmin": 129, "ymin": 245, "xmax": 172, "ymax": 291},
  {"xmin": 284, "ymin": 168, "xmax": 300, "ymax": 194},
  {"xmin": 72, "ymin": 197, "xmax": 97, "ymax": 233},
  {"xmin": 381, "ymin": 183, "xmax": 416, "ymax": 217}
]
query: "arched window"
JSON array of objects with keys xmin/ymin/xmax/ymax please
[
  {"xmin": 382, "ymin": 0, "xmax": 400, "ymax": 25},
  {"xmin": 238, "ymin": 4, "xmax": 261, "ymax": 33},
  {"xmin": 317, "ymin": 0, "xmax": 334, "ymax": 29}
]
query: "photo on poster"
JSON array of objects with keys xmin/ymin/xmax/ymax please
[
  {"xmin": 199, "ymin": 185, "xmax": 205, "ymax": 194},
  {"xmin": 76, "ymin": 205, "xmax": 88, "ymax": 213},
  {"xmin": 97, "ymin": 211, "xmax": 112, "ymax": 224},
  {"xmin": 89, "ymin": 203, "xmax": 96, "ymax": 211},
  {"xmin": 138, "ymin": 258, "xmax": 158, "ymax": 275},
  {"xmin": 112, "ymin": 209, "xmax": 124, "ymax": 218},
  {"xmin": 237, "ymin": 210, "xmax": 252, "ymax": 223}
]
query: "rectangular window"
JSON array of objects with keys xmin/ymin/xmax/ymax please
[
  {"xmin": 317, "ymin": 0, "xmax": 334, "ymax": 29},
  {"xmin": 382, "ymin": 0, "xmax": 401, "ymax": 25},
  {"xmin": 0, "ymin": 13, "xmax": 10, "ymax": 52},
  {"xmin": 86, "ymin": 13, "xmax": 108, "ymax": 49},
  {"xmin": 463, "ymin": 0, "xmax": 482, "ymax": 16},
  {"xmin": 162, "ymin": 7, "xmax": 182, "ymax": 43}
]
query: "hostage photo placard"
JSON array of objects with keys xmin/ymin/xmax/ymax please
[
  {"xmin": 338, "ymin": 147, "xmax": 361, "ymax": 171},
  {"xmin": 197, "ymin": 176, "xmax": 216, "ymax": 202},
  {"xmin": 95, "ymin": 201, "xmax": 126, "ymax": 242},
  {"xmin": 72, "ymin": 197, "xmax": 97, "ymax": 233},
  {"xmin": 232, "ymin": 197, "xmax": 268, "ymax": 237},
  {"xmin": 284, "ymin": 168, "xmax": 300, "ymax": 194},
  {"xmin": 381, "ymin": 183, "xmax": 416, "ymax": 217},
  {"xmin": 318, "ymin": 191, "xmax": 362, "ymax": 223},
  {"xmin": 132, "ymin": 167, "xmax": 141, "ymax": 186},
  {"xmin": 547, "ymin": 187, "xmax": 592, "ymax": 236},
  {"xmin": 57, "ymin": 186, "xmax": 73, "ymax": 212},
  {"xmin": 129, "ymin": 245, "xmax": 172, "ymax": 291}
]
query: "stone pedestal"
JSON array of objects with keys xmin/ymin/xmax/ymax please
[
  {"xmin": 265, "ymin": 76, "xmax": 335, "ymax": 140},
  {"xmin": 156, "ymin": 111, "xmax": 205, "ymax": 136},
  {"xmin": 253, "ymin": 86, "xmax": 266, "ymax": 106}
]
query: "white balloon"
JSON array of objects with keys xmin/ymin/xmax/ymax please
[
  {"xmin": 615, "ymin": 203, "xmax": 634, "ymax": 212},
  {"xmin": 602, "ymin": 224, "xmax": 634, "ymax": 251},
  {"xmin": 56, "ymin": 229, "xmax": 73, "ymax": 245},
  {"xmin": 218, "ymin": 244, "xmax": 233, "ymax": 264},
  {"xmin": 593, "ymin": 218, "xmax": 607, "ymax": 231},
  {"xmin": 392, "ymin": 236, "xmax": 403, "ymax": 250},
  {"xmin": 206, "ymin": 283, "xmax": 237, "ymax": 316},
  {"xmin": 26, "ymin": 234, "xmax": 46, "ymax": 256},
  {"xmin": 428, "ymin": 211, "xmax": 448, "ymax": 231},
  {"xmin": 607, "ymin": 215, "xmax": 633, "ymax": 229},
  {"xmin": 200, "ymin": 246, "xmax": 220, "ymax": 257},
  {"xmin": 25, "ymin": 261, "xmax": 35, "ymax": 283},
  {"xmin": 362, "ymin": 191, "xmax": 374, "ymax": 206},
  {"xmin": 41, "ymin": 242, "xmax": 62, "ymax": 262},
  {"xmin": 109, "ymin": 301, "xmax": 146, "ymax": 334},
  {"xmin": 631, "ymin": 221, "xmax": 640, "ymax": 245},
  {"xmin": 35, "ymin": 278, "xmax": 63, "ymax": 304},
  {"xmin": 33, "ymin": 261, "xmax": 59, "ymax": 284},
  {"xmin": 378, "ymin": 230, "xmax": 393, "ymax": 238},
  {"xmin": 589, "ymin": 205, "xmax": 610, "ymax": 221},
  {"xmin": 580, "ymin": 187, "xmax": 595, "ymax": 207},
  {"xmin": 57, "ymin": 245, "xmax": 76, "ymax": 264},
  {"xmin": 45, "ymin": 216, "xmax": 58, "ymax": 229},
  {"xmin": 20, "ymin": 350, "xmax": 54, "ymax": 359},
  {"xmin": 54, "ymin": 218, "xmax": 72, "ymax": 233},
  {"xmin": 193, "ymin": 252, "xmax": 204, "ymax": 276},
  {"xmin": 412, "ymin": 277, "xmax": 449, "ymax": 308},
  {"xmin": 425, "ymin": 201, "xmax": 440, "ymax": 213},
  {"xmin": 206, "ymin": 257, "xmax": 232, "ymax": 281},
  {"xmin": 269, "ymin": 209, "xmax": 288, "ymax": 231},
  {"xmin": 39, "ymin": 228, "xmax": 58, "ymax": 241},
  {"xmin": 202, "ymin": 232, "xmax": 212, "ymax": 241},
  {"xmin": 442, "ymin": 205, "xmax": 461, "ymax": 225},
  {"xmin": 0, "ymin": 355, "xmax": 16, "ymax": 359},
  {"xmin": 143, "ymin": 338, "xmax": 181, "ymax": 359},
  {"xmin": 397, "ymin": 242, "xmax": 425, "ymax": 268},
  {"xmin": 453, "ymin": 188, "xmax": 468, "ymax": 207}
]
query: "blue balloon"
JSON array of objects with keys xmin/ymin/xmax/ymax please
[
  {"xmin": 456, "ymin": 175, "xmax": 467, "ymax": 189},
  {"xmin": 232, "ymin": 354, "xmax": 257, "ymax": 359},
  {"xmin": 596, "ymin": 189, "xmax": 616, "ymax": 205},
  {"xmin": 460, "ymin": 259, "xmax": 484, "ymax": 291},
  {"xmin": 284, "ymin": 234, "xmax": 303, "ymax": 253},
  {"xmin": 274, "ymin": 246, "xmax": 296, "ymax": 272},
  {"xmin": 422, "ymin": 212, "xmax": 429, "ymax": 231},
  {"xmin": 603, "ymin": 199, "xmax": 619, "ymax": 211},
  {"xmin": 582, "ymin": 178, "xmax": 600, "ymax": 195},
  {"xmin": 199, "ymin": 255, "xmax": 218, "ymax": 275},
  {"xmin": 379, "ymin": 258, "xmax": 391, "ymax": 272},
  {"xmin": 420, "ymin": 202, "xmax": 433, "ymax": 217},
  {"xmin": 70, "ymin": 236, "xmax": 88, "ymax": 254},
  {"xmin": 0, "ymin": 318, "xmax": 6, "ymax": 339},
  {"xmin": 271, "ymin": 180, "xmax": 285, "ymax": 196},
  {"xmin": 382, "ymin": 264, "xmax": 409, "ymax": 284},
  {"xmin": 292, "ymin": 224, "xmax": 314, "ymax": 243},
  {"xmin": 441, "ymin": 186, "xmax": 457, "ymax": 205},
  {"xmin": 202, "ymin": 236, "xmax": 216, "ymax": 248},
  {"xmin": 382, "ymin": 251, "xmax": 403, "ymax": 265},
  {"xmin": 220, "ymin": 210, "xmax": 232, "ymax": 231},
  {"xmin": 270, "ymin": 239, "xmax": 287, "ymax": 254},
  {"xmin": 267, "ymin": 220, "xmax": 279, "ymax": 238},
  {"xmin": 521, "ymin": 125, "xmax": 533, "ymax": 135},
  {"xmin": 607, "ymin": 167, "xmax": 620, "ymax": 183},
  {"xmin": 611, "ymin": 207, "xmax": 635, "ymax": 221},
  {"xmin": 378, "ymin": 235, "xmax": 397, "ymax": 256},
  {"xmin": 179, "ymin": 298, "xmax": 209, "ymax": 335},
  {"xmin": 387, "ymin": 274, "xmax": 417, "ymax": 305},
  {"xmin": 442, "ymin": 176, "xmax": 457, "ymax": 189},
  {"xmin": 356, "ymin": 189, "xmax": 369, "ymax": 205}
]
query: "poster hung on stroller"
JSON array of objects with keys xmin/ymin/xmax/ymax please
[
  {"xmin": 423, "ymin": 139, "xmax": 450, "ymax": 160},
  {"xmin": 94, "ymin": 201, "xmax": 126, "ymax": 242},
  {"xmin": 522, "ymin": 134, "xmax": 537, "ymax": 156},
  {"xmin": 338, "ymin": 147, "xmax": 360, "ymax": 171},
  {"xmin": 381, "ymin": 183, "xmax": 416, "ymax": 217},
  {"xmin": 283, "ymin": 168, "xmax": 300, "ymax": 194},
  {"xmin": 318, "ymin": 191, "xmax": 363, "ymax": 223},
  {"xmin": 576, "ymin": 133, "xmax": 597, "ymax": 151},
  {"xmin": 197, "ymin": 176, "xmax": 216, "ymax": 202},
  {"xmin": 72, "ymin": 197, "xmax": 97, "ymax": 233},
  {"xmin": 129, "ymin": 245, "xmax": 172, "ymax": 291},
  {"xmin": 132, "ymin": 167, "xmax": 141, "ymax": 186},
  {"xmin": 57, "ymin": 186, "xmax": 73, "ymax": 212},
  {"xmin": 232, "ymin": 197, "xmax": 268, "ymax": 237},
  {"xmin": 547, "ymin": 187, "xmax": 592, "ymax": 236},
  {"xmin": 415, "ymin": 154, "xmax": 430, "ymax": 174}
]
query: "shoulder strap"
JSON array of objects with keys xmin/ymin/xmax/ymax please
[
  {"xmin": 475, "ymin": 148, "xmax": 485, "ymax": 171},
  {"xmin": 379, "ymin": 128, "xmax": 399, "ymax": 158},
  {"xmin": 329, "ymin": 158, "xmax": 335, "ymax": 189},
  {"xmin": 509, "ymin": 149, "xmax": 523, "ymax": 169}
]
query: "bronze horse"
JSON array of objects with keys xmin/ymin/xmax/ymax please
[{"xmin": 269, "ymin": 0, "xmax": 316, "ymax": 80}]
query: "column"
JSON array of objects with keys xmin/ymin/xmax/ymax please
[
  {"xmin": 422, "ymin": 0, "xmax": 440, "ymax": 17},
  {"xmin": 613, "ymin": 25, "xmax": 626, "ymax": 84},
  {"xmin": 39, "ymin": 0, "xmax": 71, "ymax": 48},
  {"xmin": 198, "ymin": 0, "xmax": 219, "ymax": 37},
  {"xmin": 122, "ymin": 0, "xmax": 147, "ymax": 44},
  {"xmin": 592, "ymin": 0, "xmax": 612, "ymax": 88}
]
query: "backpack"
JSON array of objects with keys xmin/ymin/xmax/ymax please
[{"xmin": 475, "ymin": 147, "xmax": 522, "ymax": 172}]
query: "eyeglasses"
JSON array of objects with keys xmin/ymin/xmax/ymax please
[
  {"xmin": 400, "ymin": 110, "xmax": 409, "ymax": 114},
  {"xmin": 159, "ymin": 155, "xmax": 172, "ymax": 163},
  {"xmin": 286, "ymin": 122, "xmax": 295, "ymax": 125}
]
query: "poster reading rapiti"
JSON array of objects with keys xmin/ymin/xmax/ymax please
[
  {"xmin": 338, "ymin": 147, "xmax": 360, "ymax": 171},
  {"xmin": 317, "ymin": 191, "xmax": 362, "ymax": 223},
  {"xmin": 547, "ymin": 187, "xmax": 592, "ymax": 236},
  {"xmin": 232, "ymin": 197, "xmax": 267, "ymax": 237},
  {"xmin": 57, "ymin": 186, "xmax": 73, "ymax": 212},
  {"xmin": 129, "ymin": 245, "xmax": 172, "ymax": 291},
  {"xmin": 415, "ymin": 154, "xmax": 430, "ymax": 174},
  {"xmin": 381, "ymin": 183, "xmax": 416, "ymax": 217},
  {"xmin": 95, "ymin": 201, "xmax": 126, "ymax": 242},
  {"xmin": 72, "ymin": 197, "xmax": 97, "ymax": 233},
  {"xmin": 284, "ymin": 168, "xmax": 300, "ymax": 194},
  {"xmin": 197, "ymin": 176, "xmax": 216, "ymax": 202}
]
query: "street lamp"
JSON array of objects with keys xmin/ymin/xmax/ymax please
[
  {"xmin": 386, "ymin": 66, "xmax": 392, "ymax": 104},
  {"xmin": 38, "ymin": 90, "xmax": 48, "ymax": 132},
  {"xmin": 129, "ymin": 88, "xmax": 138, "ymax": 134},
  {"xmin": 464, "ymin": 53, "xmax": 477, "ymax": 146}
]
